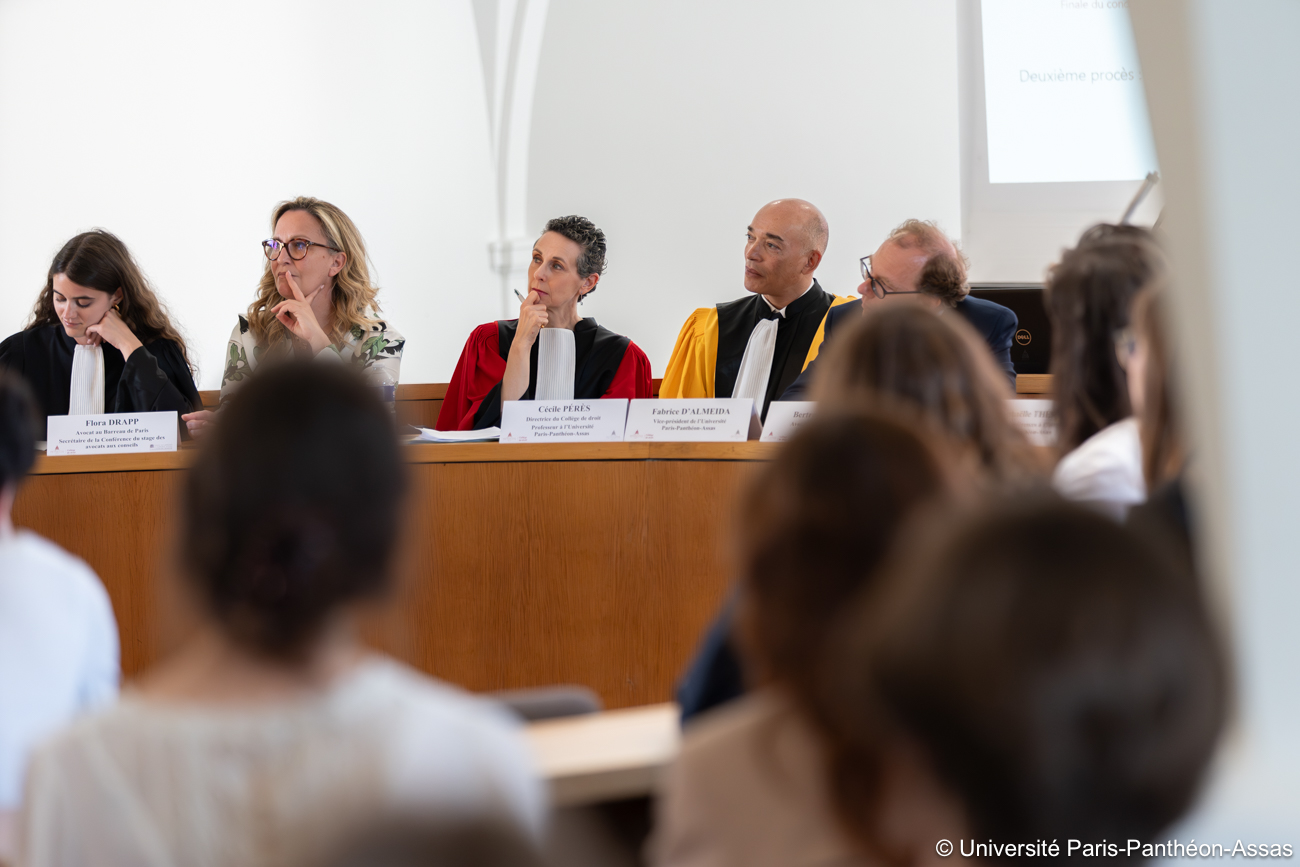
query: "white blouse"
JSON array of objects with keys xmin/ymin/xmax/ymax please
[
  {"xmin": 219, "ymin": 314, "xmax": 405, "ymax": 401},
  {"xmin": 19, "ymin": 658, "xmax": 544, "ymax": 867},
  {"xmin": 0, "ymin": 531, "xmax": 118, "ymax": 812},
  {"xmin": 1052, "ymin": 417, "xmax": 1147, "ymax": 520}
]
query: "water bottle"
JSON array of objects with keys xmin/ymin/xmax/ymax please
[{"xmin": 367, "ymin": 364, "xmax": 398, "ymax": 419}]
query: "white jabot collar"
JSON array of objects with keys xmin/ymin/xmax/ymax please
[
  {"xmin": 69, "ymin": 343, "xmax": 105, "ymax": 415},
  {"xmin": 535, "ymin": 327, "xmax": 576, "ymax": 400},
  {"xmin": 733, "ymin": 319, "xmax": 779, "ymax": 410}
]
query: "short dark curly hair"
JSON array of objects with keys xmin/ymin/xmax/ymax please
[{"xmin": 542, "ymin": 215, "xmax": 607, "ymax": 301}]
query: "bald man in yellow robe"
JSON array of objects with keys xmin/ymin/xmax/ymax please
[{"xmin": 660, "ymin": 199, "xmax": 855, "ymax": 420}]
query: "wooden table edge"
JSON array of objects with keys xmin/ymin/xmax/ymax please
[
  {"xmin": 31, "ymin": 440, "xmax": 778, "ymax": 474},
  {"xmin": 547, "ymin": 764, "xmax": 668, "ymax": 808}
]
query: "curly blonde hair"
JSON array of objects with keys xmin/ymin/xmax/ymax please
[{"xmin": 246, "ymin": 197, "xmax": 380, "ymax": 353}]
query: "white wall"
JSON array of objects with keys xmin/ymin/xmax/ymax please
[
  {"xmin": 0, "ymin": 0, "xmax": 500, "ymax": 389},
  {"xmin": 526, "ymin": 0, "xmax": 962, "ymax": 374},
  {"xmin": 0, "ymin": 0, "xmax": 961, "ymax": 387},
  {"xmin": 1130, "ymin": 0, "xmax": 1300, "ymax": 839}
]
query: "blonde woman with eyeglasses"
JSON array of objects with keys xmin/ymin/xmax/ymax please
[{"xmin": 182, "ymin": 197, "xmax": 404, "ymax": 437}]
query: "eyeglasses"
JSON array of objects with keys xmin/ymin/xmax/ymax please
[
  {"xmin": 262, "ymin": 238, "xmax": 341, "ymax": 261},
  {"xmin": 860, "ymin": 255, "xmax": 924, "ymax": 299}
]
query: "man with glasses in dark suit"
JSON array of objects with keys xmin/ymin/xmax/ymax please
[{"xmin": 781, "ymin": 219, "xmax": 1017, "ymax": 400}]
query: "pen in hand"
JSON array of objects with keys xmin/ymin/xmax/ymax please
[{"xmin": 514, "ymin": 289, "xmax": 526, "ymax": 303}]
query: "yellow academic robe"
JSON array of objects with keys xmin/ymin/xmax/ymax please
[{"xmin": 660, "ymin": 289, "xmax": 857, "ymax": 400}]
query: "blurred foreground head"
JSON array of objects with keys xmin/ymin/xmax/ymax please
[
  {"xmin": 0, "ymin": 370, "xmax": 40, "ymax": 495},
  {"xmin": 737, "ymin": 412, "xmax": 953, "ymax": 708},
  {"xmin": 821, "ymin": 497, "xmax": 1228, "ymax": 860},
  {"xmin": 812, "ymin": 304, "xmax": 1039, "ymax": 487},
  {"xmin": 1047, "ymin": 223, "xmax": 1166, "ymax": 454},
  {"xmin": 182, "ymin": 362, "xmax": 407, "ymax": 659}
]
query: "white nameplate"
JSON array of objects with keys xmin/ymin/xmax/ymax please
[
  {"xmin": 759, "ymin": 401, "xmax": 816, "ymax": 442},
  {"xmin": 1007, "ymin": 398, "xmax": 1057, "ymax": 447},
  {"xmin": 46, "ymin": 411, "xmax": 178, "ymax": 456},
  {"xmin": 625, "ymin": 399, "xmax": 756, "ymax": 442},
  {"xmin": 500, "ymin": 400, "xmax": 628, "ymax": 443}
]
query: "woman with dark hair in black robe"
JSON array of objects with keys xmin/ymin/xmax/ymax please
[{"xmin": 0, "ymin": 230, "xmax": 199, "ymax": 422}]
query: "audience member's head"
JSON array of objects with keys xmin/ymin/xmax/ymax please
[
  {"xmin": 736, "ymin": 412, "xmax": 951, "ymax": 711},
  {"xmin": 1125, "ymin": 283, "xmax": 1184, "ymax": 489},
  {"xmin": 744, "ymin": 199, "xmax": 829, "ymax": 301},
  {"xmin": 252, "ymin": 196, "xmax": 379, "ymax": 348},
  {"xmin": 182, "ymin": 361, "xmax": 407, "ymax": 659},
  {"xmin": 859, "ymin": 219, "xmax": 968, "ymax": 310},
  {"xmin": 1046, "ymin": 224, "xmax": 1165, "ymax": 453},
  {"xmin": 812, "ymin": 304, "xmax": 1040, "ymax": 486},
  {"xmin": 0, "ymin": 371, "xmax": 40, "ymax": 507},
  {"xmin": 819, "ymin": 497, "xmax": 1228, "ymax": 861}
]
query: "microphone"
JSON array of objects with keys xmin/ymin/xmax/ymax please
[{"xmin": 1119, "ymin": 171, "xmax": 1160, "ymax": 225}]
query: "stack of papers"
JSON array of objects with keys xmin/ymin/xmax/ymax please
[{"xmin": 410, "ymin": 427, "xmax": 500, "ymax": 443}]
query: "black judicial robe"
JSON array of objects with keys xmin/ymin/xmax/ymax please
[
  {"xmin": 0, "ymin": 324, "xmax": 200, "ymax": 420},
  {"xmin": 436, "ymin": 317, "xmax": 653, "ymax": 431},
  {"xmin": 660, "ymin": 280, "xmax": 839, "ymax": 420}
]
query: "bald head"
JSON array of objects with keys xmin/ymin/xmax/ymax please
[
  {"xmin": 744, "ymin": 199, "xmax": 830, "ymax": 306},
  {"xmin": 757, "ymin": 198, "xmax": 829, "ymax": 255}
]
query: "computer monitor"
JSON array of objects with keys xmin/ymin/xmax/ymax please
[{"xmin": 968, "ymin": 284, "xmax": 1052, "ymax": 375}]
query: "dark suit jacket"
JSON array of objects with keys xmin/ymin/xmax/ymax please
[
  {"xmin": 958, "ymin": 295, "xmax": 1018, "ymax": 381},
  {"xmin": 781, "ymin": 295, "xmax": 1018, "ymax": 400}
]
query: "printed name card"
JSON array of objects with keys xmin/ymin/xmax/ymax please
[
  {"xmin": 500, "ymin": 400, "xmax": 628, "ymax": 443},
  {"xmin": 624, "ymin": 399, "xmax": 756, "ymax": 442},
  {"xmin": 46, "ymin": 411, "xmax": 178, "ymax": 456},
  {"xmin": 759, "ymin": 401, "xmax": 816, "ymax": 442},
  {"xmin": 1007, "ymin": 399, "xmax": 1057, "ymax": 447}
]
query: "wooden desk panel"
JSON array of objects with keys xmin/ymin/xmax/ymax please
[
  {"xmin": 13, "ymin": 469, "xmax": 182, "ymax": 675},
  {"xmin": 14, "ymin": 443, "xmax": 766, "ymax": 708},
  {"xmin": 198, "ymin": 379, "xmax": 668, "ymax": 433}
]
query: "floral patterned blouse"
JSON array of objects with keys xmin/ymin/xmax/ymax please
[{"xmin": 220, "ymin": 314, "xmax": 405, "ymax": 399}]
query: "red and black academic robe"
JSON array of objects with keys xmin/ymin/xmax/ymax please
[{"xmin": 436, "ymin": 318, "xmax": 653, "ymax": 431}]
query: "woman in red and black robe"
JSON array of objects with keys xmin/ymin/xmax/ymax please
[{"xmin": 437, "ymin": 216, "xmax": 652, "ymax": 431}]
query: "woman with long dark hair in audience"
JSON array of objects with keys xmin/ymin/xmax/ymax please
[
  {"xmin": 675, "ymin": 304, "xmax": 1041, "ymax": 724},
  {"xmin": 0, "ymin": 230, "xmax": 199, "ymax": 420},
  {"xmin": 812, "ymin": 303, "xmax": 1042, "ymax": 486},
  {"xmin": 813, "ymin": 496, "xmax": 1227, "ymax": 862},
  {"xmin": 1047, "ymin": 224, "xmax": 1165, "ymax": 518},
  {"xmin": 653, "ymin": 412, "xmax": 954, "ymax": 867},
  {"xmin": 181, "ymin": 197, "xmax": 404, "ymax": 437},
  {"xmin": 1124, "ymin": 282, "xmax": 1196, "ymax": 566},
  {"xmin": 19, "ymin": 363, "xmax": 541, "ymax": 866}
]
